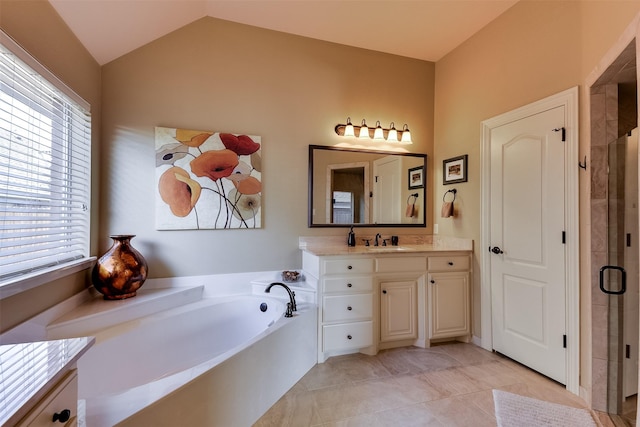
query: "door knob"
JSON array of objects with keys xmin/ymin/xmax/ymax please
[{"xmin": 489, "ymin": 246, "xmax": 503, "ymax": 254}]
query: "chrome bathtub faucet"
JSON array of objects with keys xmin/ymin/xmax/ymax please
[{"xmin": 265, "ymin": 282, "xmax": 297, "ymax": 317}]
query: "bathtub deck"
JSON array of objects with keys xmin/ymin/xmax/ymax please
[{"xmin": 47, "ymin": 286, "xmax": 204, "ymax": 339}]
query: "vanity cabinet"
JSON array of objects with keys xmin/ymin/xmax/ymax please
[
  {"xmin": 17, "ymin": 370, "xmax": 78, "ymax": 427},
  {"xmin": 308, "ymin": 255, "xmax": 375, "ymax": 362},
  {"xmin": 380, "ymin": 280, "xmax": 418, "ymax": 342},
  {"xmin": 301, "ymin": 241, "xmax": 472, "ymax": 362},
  {"xmin": 427, "ymin": 255, "xmax": 471, "ymax": 340}
]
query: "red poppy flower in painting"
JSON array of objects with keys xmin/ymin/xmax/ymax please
[
  {"xmin": 175, "ymin": 129, "xmax": 213, "ymax": 147},
  {"xmin": 190, "ymin": 149, "xmax": 239, "ymax": 181},
  {"xmin": 220, "ymin": 133, "xmax": 261, "ymax": 156},
  {"xmin": 158, "ymin": 167, "xmax": 201, "ymax": 217}
]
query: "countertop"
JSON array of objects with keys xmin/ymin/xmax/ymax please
[
  {"xmin": 0, "ymin": 337, "xmax": 95, "ymax": 426},
  {"xmin": 299, "ymin": 235, "xmax": 473, "ymax": 257}
]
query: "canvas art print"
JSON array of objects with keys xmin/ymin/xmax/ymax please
[{"xmin": 155, "ymin": 127, "xmax": 262, "ymax": 230}]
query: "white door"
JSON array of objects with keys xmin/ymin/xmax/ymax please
[
  {"xmin": 373, "ymin": 156, "xmax": 401, "ymax": 224},
  {"xmin": 489, "ymin": 105, "xmax": 567, "ymax": 384}
]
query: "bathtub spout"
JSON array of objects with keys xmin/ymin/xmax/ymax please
[{"xmin": 265, "ymin": 282, "xmax": 297, "ymax": 316}]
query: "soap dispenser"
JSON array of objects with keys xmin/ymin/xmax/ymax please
[{"xmin": 347, "ymin": 226, "xmax": 356, "ymax": 247}]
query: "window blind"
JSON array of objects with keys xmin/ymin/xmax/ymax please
[{"xmin": 0, "ymin": 33, "xmax": 91, "ymax": 283}]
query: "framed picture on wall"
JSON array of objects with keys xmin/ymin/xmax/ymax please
[
  {"xmin": 408, "ymin": 166, "xmax": 424, "ymax": 189},
  {"xmin": 443, "ymin": 155, "xmax": 468, "ymax": 185}
]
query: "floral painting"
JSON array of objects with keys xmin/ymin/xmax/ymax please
[{"xmin": 155, "ymin": 127, "xmax": 262, "ymax": 230}]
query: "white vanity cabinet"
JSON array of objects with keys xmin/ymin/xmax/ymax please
[
  {"xmin": 17, "ymin": 370, "xmax": 78, "ymax": 427},
  {"xmin": 305, "ymin": 255, "xmax": 376, "ymax": 362},
  {"xmin": 427, "ymin": 255, "xmax": 471, "ymax": 341},
  {"xmin": 1, "ymin": 338, "xmax": 93, "ymax": 427},
  {"xmin": 377, "ymin": 256, "xmax": 426, "ymax": 348},
  {"xmin": 301, "ymin": 239, "xmax": 472, "ymax": 362},
  {"xmin": 380, "ymin": 280, "xmax": 418, "ymax": 343}
]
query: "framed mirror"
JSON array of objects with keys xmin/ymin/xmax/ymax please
[{"xmin": 308, "ymin": 145, "xmax": 427, "ymax": 227}]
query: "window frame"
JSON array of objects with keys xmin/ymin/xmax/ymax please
[{"xmin": 0, "ymin": 30, "xmax": 94, "ymax": 299}]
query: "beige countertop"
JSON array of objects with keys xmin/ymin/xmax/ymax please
[
  {"xmin": 299, "ymin": 235, "xmax": 473, "ymax": 257},
  {"xmin": 0, "ymin": 337, "xmax": 94, "ymax": 426}
]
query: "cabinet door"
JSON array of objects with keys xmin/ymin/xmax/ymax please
[
  {"xmin": 18, "ymin": 370, "xmax": 78, "ymax": 427},
  {"xmin": 428, "ymin": 272, "xmax": 470, "ymax": 339},
  {"xmin": 380, "ymin": 280, "xmax": 418, "ymax": 342}
]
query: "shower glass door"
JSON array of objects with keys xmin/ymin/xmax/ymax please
[{"xmin": 605, "ymin": 128, "xmax": 639, "ymax": 422}]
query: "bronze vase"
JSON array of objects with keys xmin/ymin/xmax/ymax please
[{"xmin": 92, "ymin": 235, "xmax": 148, "ymax": 300}]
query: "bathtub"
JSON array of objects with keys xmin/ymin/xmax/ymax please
[{"xmin": 51, "ymin": 293, "xmax": 317, "ymax": 427}]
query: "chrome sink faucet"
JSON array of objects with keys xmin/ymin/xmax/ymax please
[{"xmin": 265, "ymin": 282, "xmax": 297, "ymax": 317}]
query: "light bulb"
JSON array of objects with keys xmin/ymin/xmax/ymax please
[
  {"xmin": 359, "ymin": 119, "xmax": 369, "ymax": 139},
  {"xmin": 373, "ymin": 121, "xmax": 384, "ymax": 139},
  {"xmin": 387, "ymin": 122, "xmax": 398, "ymax": 142},
  {"xmin": 344, "ymin": 117, "xmax": 355, "ymax": 137},
  {"xmin": 401, "ymin": 124, "xmax": 412, "ymax": 143}
]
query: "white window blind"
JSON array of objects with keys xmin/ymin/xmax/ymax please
[{"xmin": 0, "ymin": 32, "xmax": 91, "ymax": 284}]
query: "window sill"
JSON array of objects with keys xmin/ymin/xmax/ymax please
[{"xmin": 0, "ymin": 257, "xmax": 97, "ymax": 300}]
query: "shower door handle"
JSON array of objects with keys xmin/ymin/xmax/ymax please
[{"xmin": 599, "ymin": 265, "xmax": 627, "ymax": 295}]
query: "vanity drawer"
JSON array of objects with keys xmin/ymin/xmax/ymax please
[
  {"xmin": 323, "ymin": 321, "xmax": 373, "ymax": 352},
  {"xmin": 427, "ymin": 255, "xmax": 470, "ymax": 272},
  {"xmin": 323, "ymin": 258, "xmax": 374, "ymax": 275},
  {"xmin": 376, "ymin": 256, "xmax": 426, "ymax": 273},
  {"xmin": 323, "ymin": 276, "xmax": 373, "ymax": 293},
  {"xmin": 323, "ymin": 294, "xmax": 373, "ymax": 322}
]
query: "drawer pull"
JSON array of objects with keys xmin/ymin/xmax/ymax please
[
  {"xmin": 347, "ymin": 283, "xmax": 353, "ymax": 288},
  {"xmin": 52, "ymin": 409, "xmax": 71, "ymax": 423},
  {"xmin": 347, "ymin": 306, "xmax": 352, "ymax": 311},
  {"xmin": 448, "ymin": 261, "xmax": 454, "ymax": 266},
  {"xmin": 347, "ymin": 334, "xmax": 352, "ymax": 340},
  {"xmin": 348, "ymin": 265, "xmax": 353, "ymax": 270}
]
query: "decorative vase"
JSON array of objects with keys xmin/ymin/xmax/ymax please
[{"xmin": 91, "ymin": 235, "xmax": 148, "ymax": 300}]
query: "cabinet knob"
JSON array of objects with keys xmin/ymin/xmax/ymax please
[
  {"xmin": 347, "ymin": 335, "xmax": 352, "ymax": 340},
  {"xmin": 347, "ymin": 306, "xmax": 352, "ymax": 311},
  {"xmin": 347, "ymin": 283, "xmax": 353, "ymax": 288},
  {"xmin": 347, "ymin": 265, "xmax": 353, "ymax": 270},
  {"xmin": 52, "ymin": 409, "xmax": 71, "ymax": 423},
  {"xmin": 382, "ymin": 290, "xmax": 387, "ymax": 294},
  {"xmin": 430, "ymin": 279, "xmax": 435, "ymax": 284},
  {"xmin": 448, "ymin": 261, "xmax": 454, "ymax": 266}
]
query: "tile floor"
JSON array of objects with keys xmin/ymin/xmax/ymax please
[{"xmin": 254, "ymin": 342, "xmax": 634, "ymax": 426}]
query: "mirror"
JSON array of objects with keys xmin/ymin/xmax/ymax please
[{"xmin": 308, "ymin": 145, "xmax": 427, "ymax": 227}]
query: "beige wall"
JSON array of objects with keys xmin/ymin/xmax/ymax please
[
  {"xmin": 434, "ymin": 0, "xmax": 640, "ymax": 399},
  {"xmin": 100, "ymin": 17, "xmax": 435, "ymax": 278},
  {"xmin": 0, "ymin": 0, "xmax": 101, "ymax": 332}
]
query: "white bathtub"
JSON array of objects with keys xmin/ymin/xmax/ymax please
[{"xmin": 55, "ymin": 293, "xmax": 317, "ymax": 426}]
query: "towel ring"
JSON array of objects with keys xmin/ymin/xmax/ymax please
[
  {"xmin": 407, "ymin": 193, "xmax": 419, "ymax": 204},
  {"xmin": 443, "ymin": 188, "xmax": 457, "ymax": 202}
]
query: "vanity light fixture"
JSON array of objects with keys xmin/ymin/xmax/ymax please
[{"xmin": 334, "ymin": 118, "xmax": 412, "ymax": 144}]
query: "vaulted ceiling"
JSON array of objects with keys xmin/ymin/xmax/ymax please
[{"xmin": 48, "ymin": 0, "xmax": 519, "ymax": 66}]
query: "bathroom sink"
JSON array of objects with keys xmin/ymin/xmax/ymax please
[{"xmin": 364, "ymin": 246, "xmax": 412, "ymax": 252}]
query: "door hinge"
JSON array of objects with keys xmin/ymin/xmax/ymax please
[
  {"xmin": 562, "ymin": 231, "xmax": 566, "ymax": 244},
  {"xmin": 626, "ymin": 344, "xmax": 631, "ymax": 359},
  {"xmin": 563, "ymin": 335, "xmax": 567, "ymax": 348}
]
